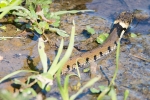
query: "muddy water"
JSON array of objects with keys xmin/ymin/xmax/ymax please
[{"xmin": 0, "ymin": 0, "xmax": 150, "ymax": 99}]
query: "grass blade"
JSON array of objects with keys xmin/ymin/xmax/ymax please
[
  {"xmin": 38, "ymin": 37, "xmax": 48, "ymax": 73},
  {"xmin": 108, "ymin": 86, "xmax": 117, "ymax": 100},
  {"xmin": 0, "ymin": 0, "xmax": 22, "ymax": 19},
  {"xmin": 49, "ymin": 20, "xmax": 75, "ymax": 75},
  {"xmin": 53, "ymin": 10, "xmax": 95, "ymax": 16},
  {"xmin": 97, "ymin": 87, "xmax": 110, "ymax": 100},
  {"xmin": 124, "ymin": 89, "xmax": 129, "ymax": 100},
  {"xmin": 0, "ymin": 70, "xmax": 38, "ymax": 83},
  {"xmin": 48, "ymin": 39, "xmax": 64, "ymax": 74},
  {"xmin": 109, "ymin": 42, "xmax": 120, "ymax": 86},
  {"xmin": 56, "ymin": 68, "xmax": 64, "ymax": 98}
]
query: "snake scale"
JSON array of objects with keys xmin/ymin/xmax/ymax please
[{"xmin": 61, "ymin": 11, "xmax": 134, "ymax": 74}]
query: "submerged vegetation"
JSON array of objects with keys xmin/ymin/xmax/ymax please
[{"xmin": 0, "ymin": 0, "xmax": 130, "ymax": 100}]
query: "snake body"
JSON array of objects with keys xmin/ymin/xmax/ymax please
[{"xmin": 62, "ymin": 12, "xmax": 134, "ymax": 74}]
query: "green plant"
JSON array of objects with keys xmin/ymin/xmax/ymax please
[
  {"xmin": 0, "ymin": 70, "xmax": 39, "ymax": 83},
  {"xmin": 0, "ymin": 0, "xmax": 94, "ymax": 37},
  {"xmin": 85, "ymin": 26, "xmax": 109, "ymax": 44},
  {"xmin": 124, "ymin": 89, "xmax": 129, "ymax": 100},
  {"xmin": 56, "ymin": 68, "xmax": 76, "ymax": 100},
  {"xmin": 29, "ymin": 20, "xmax": 76, "ymax": 91},
  {"xmin": 0, "ymin": 89, "xmax": 33, "ymax": 100},
  {"xmin": 0, "ymin": 20, "xmax": 75, "ymax": 93},
  {"xmin": 86, "ymin": 25, "xmax": 95, "ymax": 34},
  {"xmin": 0, "ymin": 0, "xmax": 22, "ymax": 19},
  {"xmin": 56, "ymin": 65, "xmax": 101, "ymax": 100},
  {"xmin": 96, "ymin": 33, "xmax": 109, "ymax": 44},
  {"xmin": 130, "ymin": 33, "xmax": 137, "ymax": 38}
]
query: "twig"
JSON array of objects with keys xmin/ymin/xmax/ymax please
[
  {"xmin": 130, "ymin": 53, "xmax": 150, "ymax": 62},
  {"xmin": 0, "ymin": 36, "xmax": 23, "ymax": 40}
]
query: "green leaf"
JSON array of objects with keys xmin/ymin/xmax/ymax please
[
  {"xmin": 0, "ymin": 90, "xmax": 30, "ymax": 100},
  {"xmin": 34, "ymin": 26, "xmax": 42, "ymax": 34},
  {"xmin": 49, "ymin": 10, "xmax": 94, "ymax": 27},
  {"xmin": 97, "ymin": 86, "xmax": 110, "ymax": 100},
  {"xmin": 86, "ymin": 25, "xmax": 95, "ymax": 34},
  {"xmin": 130, "ymin": 33, "xmax": 137, "ymax": 38},
  {"xmin": 108, "ymin": 86, "xmax": 117, "ymax": 100},
  {"xmin": 124, "ymin": 89, "xmax": 129, "ymax": 100},
  {"xmin": 49, "ymin": 39, "xmax": 64, "ymax": 74},
  {"xmin": 56, "ymin": 70, "xmax": 79, "ymax": 100},
  {"xmin": 0, "ymin": 0, "xmax": 22, "ymax": 19},
  {"xmin": 36, "ymin": 0, "xmax": 52, "ymax": 5},
  {"xmin": 38, "ymin": 37, "xmax": 48, "ymax": 73},
  {"xmin": 90, "ymin": 88, "xmax": 100, "ymax": 93},
  {"xmin": 99, "ymin": 86, "xmax": 107, "ymax": 92},
  {"xmin": 56, "ymin": 28, "xmax": 69, "ymax": 37},
  {"xmin": 10, "ymin": 0, "xmax": 22, "ymax": 5},
  {"xmin": 10, "ymin": 6, "xmax": 30, "ymax": 16},
  {"xmin": 56, "ymin": 67, "xmax": 63, "ymax": 95},
  {"xmin": 36, "ymin": 73, "xmax": 53, "ymax": 91},
  {"xmin": 49, "ymin": 27, "xmax": 69, "ymax": 37},
  {"xmin": 12, "ymin": 11, "xmax": 26, "ymax": 17},
  {"xmin": 52, "ymin": 20, "xmax": 60, "ymax": 27},
  {"xmin": 49, "ymin": 14, "xmax": 60, "ymax": 27},
  {"xmin": 63, "ymin": 74, "xmax": 72, "ymax": 99},
  {"xmin": 96, "ymin": 33, "xmax": 109, "ymax": 44},
  {"xmin": 83, "ymin": 67, "xmax": 90, "ymax": 73},
  {"xmin": 42, "ymin": 5, "xmax": 49, "ymax": 14},
  {"xmin": 0, "ymin": 0, "xmax": 9, "ymax": 8},
  {"xmin": 39, "ymin": 21, "xmax": 49, "ymax": 29},
  {"xmin": 21, "ymin": 88, "xmax": 37, "ymax": 96},
  {"xmin": 48, "ymin": 21, "xmax": 75, "ymax": 75},
  {"xmin": 51, "ymin": 20, "xmax": 75, "ymax": 75},
  {"xmin": 0, "ymin": 70, "xmax": 38, "ymax": 83},
  {"xmin": 29, "ymin": 4, "xmax": 38, "ymax": 20}
]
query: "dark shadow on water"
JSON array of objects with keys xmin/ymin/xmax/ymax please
[
  {"xmin": 100, "ymin": 66, "xmax": 110, "ymax": 85},
  {"xmin": 75, "ymin": 89, "xmax": 91, "ymax": 100},
  {"xmin": 148, "ymin": 5, "xmax": 150, "ymax": 10},
  {"xmin": 81, "ymin": 30, "xmax": 91, "ymax": 38},
  {"xmin": 27, "ymin": 56, "xmax": 40, "ymax": 71},
  {"xmin": 11, "ymin": 83, "xmax": 21, "ymax": 92},
  {"xmin": 32, "ymin": 32, "xmax": 40, "ymax": 41}
]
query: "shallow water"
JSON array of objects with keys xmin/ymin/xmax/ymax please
[{"xmin": 0, "ymin": 0, "xmax": 150, "ymax": 99}]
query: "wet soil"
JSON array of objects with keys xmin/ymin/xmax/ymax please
[{"xmin": 0, "ymin": 0, "xmax": 150, "ymax": 100}]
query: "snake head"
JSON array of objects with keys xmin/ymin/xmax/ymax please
[{"xmin": 114, "ymin": 11, "xmax": 134, "ymax": 29}]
